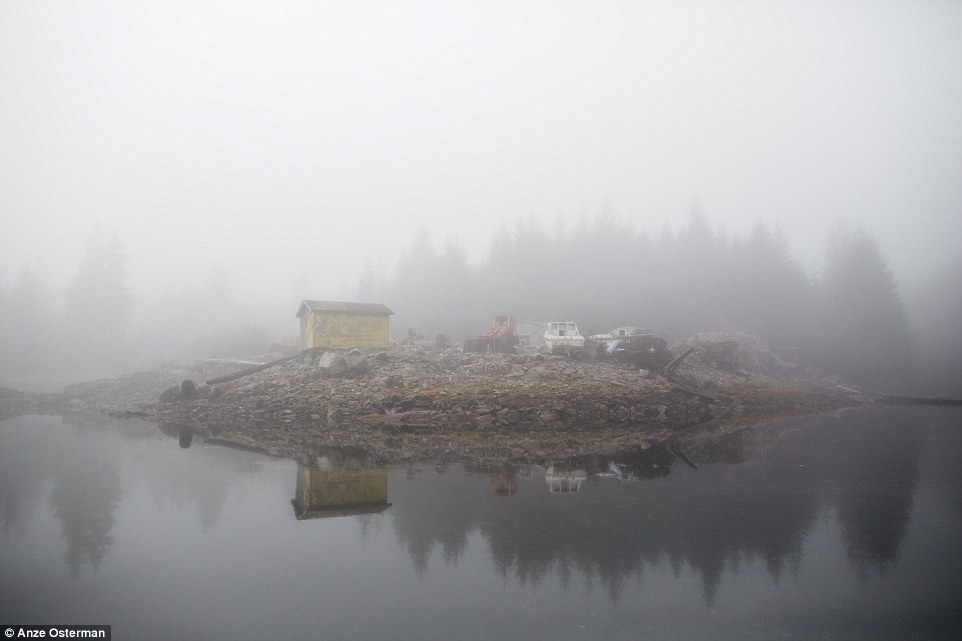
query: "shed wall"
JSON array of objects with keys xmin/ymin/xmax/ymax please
[{"xmin": 304, "ymin": 311, "xmax": 390, "ymax": 349}]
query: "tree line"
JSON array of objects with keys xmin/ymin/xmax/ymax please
[
  {"xmin": 0, "ymin": 209, "xmax": 953, "ymax": 391},
  {"xmin": 1, "ymin": 230, "xmax": 131, "ymax": 376},
  {"xmin": 0, "ymin": 229, "xmax": 271, "ymax": 378},
  {"xmin": 365, "ymin": 208, "xmax": 919, "ymax": 387}
]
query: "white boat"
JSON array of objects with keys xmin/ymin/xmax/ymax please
[
  {"xmin": 589, "ymin": 326, "xmax": 657, "ymax": 353},
  {"xmin": 589, "ymin": 326, "xmax": 651, "ymax": 344},
  {"xmin": 543, "ymin": 320, "xmax": 585, "ymax": 354}
]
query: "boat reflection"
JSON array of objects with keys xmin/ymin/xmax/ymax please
[{"xmin": 544, "ymin": 465, "xmax": 585, "ymax": 492}]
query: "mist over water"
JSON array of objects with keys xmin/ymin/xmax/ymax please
[{"xmin": 1, "ymin": 406, "xmax": 960, "ymax": 640}]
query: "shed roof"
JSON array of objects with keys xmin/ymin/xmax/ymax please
[
  {"xmin": 296, "ymin": 300, "xmax": 395, "ymax": 317},
  {"xmin": 292, "ymin": 503, "xmax": 393, "ymax": 520}
]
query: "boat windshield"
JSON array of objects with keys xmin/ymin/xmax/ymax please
[{"xmin": 548, "ymin": 322, "xmax": 579, "ymax": 336}]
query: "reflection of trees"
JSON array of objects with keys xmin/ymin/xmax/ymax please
[
  {"xmin": 389, "ymin": 467, "xmax": 489, "ymax": 577},
  {"xmin": 0, "ymin": 418, "xmax": 56, "ymax": 538},
  {"xmin": 1, "ymin": 418, "xmax": 124, "ymax": 577},
  {"xmin": 49, "ymin": 451, "xmax": 121, "ymax": 577},
  {"xmin": 151, "ymin": 423, "xmax": 245, "ymax": 532},
  {"xmin": 42, "ymin": 430, "xmax": 122, "ymax": 577},
  {"xmin": 481, "ymin": 454, "xmax": 818, "ymax": 606},
  {"xmin": 814, "ymin": 407, "xmax": 921, "ymax": 576},
  {"xmin": 390, "ymin": 457, "xmax": 820, "ymax": 605},
  {"xmin": 388, "ymin": 408, "xmax": 924, "ymax": 606},
  {"xmin": 143, "ymin": 451, "xmax": 232, "ymax": 533}
]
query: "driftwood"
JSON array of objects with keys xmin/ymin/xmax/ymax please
[
  {"xmin": 657, "ymin": 347, "xmax": 718, "ymax": 403},
  {"xmin": 663, "ymin": 346, "xmax": 698, "ymax": 376},
  {"xmin": 205, "ymin": 354, "xmax": 299, "ymax": 385}
]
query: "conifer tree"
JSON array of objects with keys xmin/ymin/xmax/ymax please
[
  {"xmin": 813, "ymin": 228, "xmax": 914, "ymax": 383},
  {"xmin": 62, "ymin": 229, "xmax": 131, "ymax": 370},
  {"xmin": 0, "ymin": 265, "xmax": 53, "ymax": 374}
]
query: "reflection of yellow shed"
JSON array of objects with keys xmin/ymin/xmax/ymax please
[
  {"xmin": 296, "ymin": 300, "xmax": 394, "ymax": 350},
  {"xmin": 291, "ymin": 466, "xmax": 390, "ymax": 519}
]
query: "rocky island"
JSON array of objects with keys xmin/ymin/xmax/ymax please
[{"xmin": 0, "ymin": 337, "xmax": 860, "ymax": 467}]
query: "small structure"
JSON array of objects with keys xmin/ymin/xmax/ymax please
[{"xmin": 296, "ymin": 300, "xmax": 394, "ymax": 350}]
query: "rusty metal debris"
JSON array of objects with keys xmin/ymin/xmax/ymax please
[
  {"xmin": 464, "ymin": 315, "xmax": 521, "ymax": 354},
  {"xmin": 606, "ymin": 332, "xmax": 672, "ymax": 371}
]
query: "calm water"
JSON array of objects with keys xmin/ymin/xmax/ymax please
[{"xmin": 1, "ymin": 406, "xmax": 960, "ymax": 641}]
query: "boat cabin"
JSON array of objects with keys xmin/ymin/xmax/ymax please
[{"xmin": 543, "ymin": 321, "xmax": 586, "ymax": 354}]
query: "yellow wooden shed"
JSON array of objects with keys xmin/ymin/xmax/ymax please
[{"xmin": 296, "ymin": 300, "xmax": 394, "ymax": 350}]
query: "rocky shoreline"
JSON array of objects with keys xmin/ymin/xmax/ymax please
[{"xmin": 1, "ymin": 344, "xmax": 860, "ymax": 466}]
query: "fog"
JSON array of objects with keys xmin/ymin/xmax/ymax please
[{"xmin": 1, "ymin": 1, "xmax": 960, "ymax": 390}]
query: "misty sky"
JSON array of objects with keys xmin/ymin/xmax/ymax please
[{"xmin": 2, "ymin": 0, "xmax": 960, "ymax": 305}]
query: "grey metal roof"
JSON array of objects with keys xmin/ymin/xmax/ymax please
[{"xmin": 296, "ymin": 300, "xmax": 394, "ymax": 317}]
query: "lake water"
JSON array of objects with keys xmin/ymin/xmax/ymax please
[{"xmin": 1, "ymin": 406, "xmax": 960, "ymax": 640}]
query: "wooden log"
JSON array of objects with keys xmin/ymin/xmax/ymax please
[
  {"xmin": 663, "ymin": 346, "xmax": 698, "ymax": 375},
  {"xmin": 205, "ymin": 354, "xmax": 299, "ymax": 385}
]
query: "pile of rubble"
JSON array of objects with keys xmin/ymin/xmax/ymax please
[{"xmin": 0, "ymin": 359, "xmax": 285, "ymax": 417}]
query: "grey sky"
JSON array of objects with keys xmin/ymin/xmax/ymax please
[{"xmin": 2, "ymin": 0, "xmax": 960, "ymax": 304}]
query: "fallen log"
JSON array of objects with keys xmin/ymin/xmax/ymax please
[
  {"xmin": 662, "ymin": 346, "xmax": 698, "ymax": 376},
  {"xmin": 205, "ymin": 354, "xmax": 299, "ymax": 385}
]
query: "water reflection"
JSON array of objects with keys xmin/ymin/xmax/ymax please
[
  {"xmin": 384, "ymin": 407, "xmax": 929, "ymax": 606},
  {"xmin": 291, "ymin": 452, "xmax": 391, "ymax": 519},
  {"xmin": 0, "ymin": 415, "xmax": 267, "ymax": 577},
  {"xmin": 0, "ymin": 417, "xmax": 122, "ymax": 577},
  {"xmin": 156, "ymin": 421, "xmax": 196, "ymax": 449},
  {"xmin": 812, "ymin": 411, "xmax": 921, "ymax": 575},
  {"xmin": 389, "ymin": 460, "xmax": 821, "ymax": 606},
  {"xmin": 4, "ymin": 408, "xmax": 928, "ymax": 596},
  {"xmin": 1, "ymin": 405, "xmax": 957, "ymax": 640},
  {"xmin": 48, "ymin": 431, "xmax": 122, "ymax": 577},
  {"xmin": 543, "ymin": 464, "xmax": 585, "ymax": 493},
  {"xmin": 0, "ymin": 418, "xmax": 51, "ymax": 538}
]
